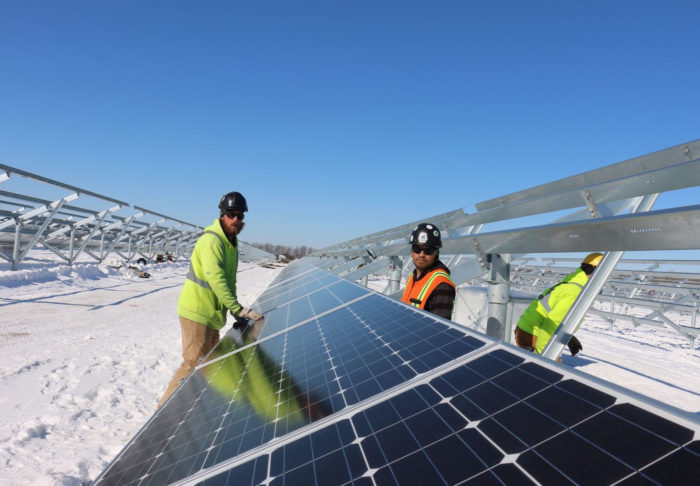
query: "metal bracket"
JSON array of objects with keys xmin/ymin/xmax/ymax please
[
  {"xmin": 472, "ymin": 238, "xmax": 489, "ymax": 271},
  {"xmin": 683, "ymin": 145, "xmax": 693, "ymax": 160},
  {"xmin": 468, "ymin": 224, "xmax": 484, "ymax": 235},
  {"xmin": 581, "ymin": 189, "xmax": 601, "ymax": 218}
]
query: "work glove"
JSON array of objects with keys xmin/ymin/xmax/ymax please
[
  {"xmin": 238, "ymin": 307, "xmax": 263, "ymax": 321},
  {"xmin": 231, "ymin": 307, "xmax": 264, "ymax": 329},
  {"xmin": 567, "ymin": 335, "xmax": 583, "ymax": 356}
]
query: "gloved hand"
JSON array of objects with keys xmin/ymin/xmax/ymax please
[
  {"xmin": 567, "ymin": 335, "xmax": 583, "ymax": 356},
  {"xmin": 231, "ymin": 307, "xmax": 264, "ymax": 330},
  {"xmin": 238, "ymin": 307, "xmax": 263, "ymax": 321}
]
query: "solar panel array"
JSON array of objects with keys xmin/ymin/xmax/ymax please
[{"xmin": 94, "ymin": 260, "xmax": 700, "ymax": 485}]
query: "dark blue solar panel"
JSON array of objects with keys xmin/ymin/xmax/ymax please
[
  {"xmin": 195, "ymin": 348, "xmax": 699, "ymax": 485},
  {"xmin": 198, "ymin": 454, "xmax": 268, "ymax": 486},
  {"xmin": 95, "ymin": 265, "xmax": 700, "ymax": 486},
  {"xmin": 631, "ymin": 443, "xmax": 700, "ymax": 485},
  {"xmin": 257, "ymin": 266, "xmax": 316, "ymax": 295},
  {"xmin": 257, "ymin": 272, "xmax": 338, "ymax": 313},
  {"xmin": 257, "ymin": 280, "xmax": 370, "ymax": 337},
  {"xmin": 94, "ymin": 284, "xmax": 486, "ymax": 486}
]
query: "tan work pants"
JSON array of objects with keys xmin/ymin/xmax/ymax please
[
  {"xmin": 514, "ymin": 326, "xmax": 537, "ymax": 352},
  {"xmin": 157, "ymin": 316, "xmax": 220, "ymax": 408},
  {"xmin": 514, "ymin": 326, "xmax": 562, "ymax": 362}
]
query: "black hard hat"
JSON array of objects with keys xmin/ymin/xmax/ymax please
[
  {"xmin": 409, "ymin": 223, "xmax": 442, "ymax": 248},
  {"xmin": 218, "ymin": 191, "xmax": 248, "ymax": 212}
]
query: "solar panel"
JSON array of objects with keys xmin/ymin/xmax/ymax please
[
  {"xmin": 257, "ymin": 280, "xmax": 371, "ymax": 337},
  {"xmin": 256, "ymin": 271, "xmax": 339, "ymax": 312},
  {"xmin": 94, "ymin": 262, "xmax": 700, "ymax": 485},
  {"xmin": 197, "ymin": 348, "xmax": 699, "ymax": 486}
]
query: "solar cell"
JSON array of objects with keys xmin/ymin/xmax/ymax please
[{"xmin": 95, "ymin": 263, "xmax": 700, "ymax": 486}]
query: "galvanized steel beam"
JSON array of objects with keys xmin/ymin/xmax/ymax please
[{"xmin": 476, "ymin": 139, "xmax": 699, "ymax": 211}]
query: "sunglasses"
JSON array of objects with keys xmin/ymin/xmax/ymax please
[
  {"xmin": 225, "ymin": 211, "xmax": 245, "ymax": 221},
  {"xmin": 411, "ymin": 245, "xmax": 436, "ymax": 255}
]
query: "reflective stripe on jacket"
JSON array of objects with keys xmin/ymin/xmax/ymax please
[
  {"xmin": 401, "ymin": 267, "xmax": 455, "ymax": 310},
  {"xmin": 176, "ymin": 219, "xmax": 242, "ymax": 330},
  {"xmin": 516, "ymin": 268, "xmax": 588, "ymax": 353}
]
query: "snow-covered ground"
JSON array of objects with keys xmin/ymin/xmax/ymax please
[
  {"xmin": 0, "ymin": 255, "xmax": 282, "ymax": 485},
  {"xmin": 1, "ymin": 254, "xmax": 698, "ymax": 485}
]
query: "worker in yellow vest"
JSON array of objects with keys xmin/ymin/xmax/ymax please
[
  {"xmin": 401, "ymin": 223, "xmax": 455, "ymax": 319},
  {"xmin": 157, "ymin": 191, "xmax": 264, "ymax": 408},
  {"xmin": 514, "ymin": 252, "xmax": 603, "ymax": 355}
]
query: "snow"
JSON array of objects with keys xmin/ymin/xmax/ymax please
[
  {"xmin": 0, "ymin": 255, "xmax": 281, "ymax": 485},
  {"xmin": 0, "ymin": 252, "xmax": 698, "ymax": 485},
  {"xmin": 573, "ymin": 307, "xmax": 700, "ymax": 412}
]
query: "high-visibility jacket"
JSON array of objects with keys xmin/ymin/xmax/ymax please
[
  {"xmin": 401, "ymin": 264, "xmax": 455, "ymax": 312},
  {"xmin": 516, "ymin": 268, "xmax": 588, "ymax": 353},
  {"xmin": 176, "ymin": 219, "xmax": 242, "ymax": 330}
]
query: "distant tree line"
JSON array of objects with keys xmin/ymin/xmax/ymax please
[{"xmin": 249, "ymin": 243, "xmax": 314, "ymax": 260}]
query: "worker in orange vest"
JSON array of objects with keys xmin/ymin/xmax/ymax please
[{"xmin": 401, "ymin": 223, "xmax": 456, "ymax": 319}]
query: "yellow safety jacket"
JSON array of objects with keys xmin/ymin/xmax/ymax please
[
  {"xmin": 516, "ymin": 268, "xmax": 588, "ymax": 353},
  {"xmin": 176, "ymin": 219, "xmax": 242, "ymax": 330}
]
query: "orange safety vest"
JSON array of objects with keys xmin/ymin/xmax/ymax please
[{"xmin": 401, "ymin": 268, "xmax": 455, "ymax": 310}]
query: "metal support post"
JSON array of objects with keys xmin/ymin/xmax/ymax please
[
  {"xmin": 68, "ymin": 228, "xmax": 75, "ymax": 266},
  {"xmin": 609, "ymin": 287, "xmax": 616, "ymax": 331},
  {"xmin": 360, "ymin": 256, "xmax": 371, "ymax": 287},
  {"xmin": 99, "ymin": 233, "xmax": 106, "ymax": 262},
  {"xmin": 387, "ymin": 256, "xmax": 403, "ymax": 295},
  {"xmin": 12, "ymin": 221, "xmax": 21, "ymax": 270},
  {"xmin": 486, "ymin": 254, "xmax": 511, "ymax": 341},
  {"xmin": 692, "ymin": 297, "xmax": 698, "ymax": 350}
]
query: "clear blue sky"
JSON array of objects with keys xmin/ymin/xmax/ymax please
[{"xmin": 2, "ymin": 1, "xmax": 699, "ymax": 248}]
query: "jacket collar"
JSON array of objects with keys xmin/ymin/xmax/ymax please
[
  {"xmin": 210, "ymin": 218, "xmax": 238, "ymax": 247},
  {"xmin": 413, "ymin": 259, "xmax": 450, "ymax": 282}
]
